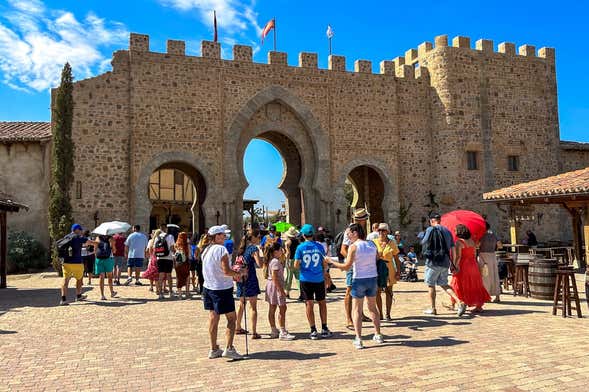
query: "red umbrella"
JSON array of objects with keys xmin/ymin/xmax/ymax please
[{"xmin": 440, "ymin": 210, "xmax": 486, "ymax": 242}]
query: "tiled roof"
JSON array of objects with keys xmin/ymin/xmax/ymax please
[
  {"xmin": 0, "ymin": 122, "xmax": 51, "ymax": 142},
  {"xmin": 483, "ymin": 167, "xmax": 589, "ymax": 201},
  {"xmin": 0, "ymin": 191, "xmax": 28, "ymax": 212}
]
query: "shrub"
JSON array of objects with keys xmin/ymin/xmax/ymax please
[{"xmin": 7, "ymin": 231, "xmax": 48, "ymax": 273}]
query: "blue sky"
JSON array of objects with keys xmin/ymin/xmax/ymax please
[{"xmin": 1, "ymin": 0, "xmax": 588, "ymax": 210}]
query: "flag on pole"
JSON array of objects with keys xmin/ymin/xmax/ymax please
[
  {"xmin": 261, "ymin": 18, "xmax": 275, "ymax": 44},
  {"xmin": 326, "ymin": 24, "xmax": 334, "ymax": 39},
  {"xmin": 213, "ymin": 10, "xmax": 218, "ymax": 42}
]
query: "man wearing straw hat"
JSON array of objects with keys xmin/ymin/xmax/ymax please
[{"xmin": 340, "ymin": 208, "xmax": 371, "ymax": 329}]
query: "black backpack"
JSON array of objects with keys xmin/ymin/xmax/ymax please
[
  {"xmin": 96, "ymin": 236, "xmax": 112, "ymax": 259},
  {"xmin": 154, "ymin": 235, "xmax": 170, "ymax": 258},
  {"xmin": 423, "ymin": 226, "xmax": 448, "ymax": 265},
  {"xmin": 56, "ymin": 233, "xmax": 76, "ymax": 258},
  {"xmin": 334, "ymin": 231, "xmax": 346, "ymax": 261}
]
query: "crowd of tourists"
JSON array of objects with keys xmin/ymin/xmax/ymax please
[{"xmin": 57, "ymin": 207, "xmax": 502, "ymax": 359}]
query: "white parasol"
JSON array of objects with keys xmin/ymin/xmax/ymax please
[{"xmin": 92, "ymin": 221, "xmax": 131, "ymax": 236}]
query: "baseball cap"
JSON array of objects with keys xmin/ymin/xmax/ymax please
[
  {"xmin": 71, "ymin": 223, "xmax": 83, "ymax": 232},
  {"xmin": 300, "ymin": 224, "xmax": 315, "ymax": 236},
  {"xmin": 220, "ymin": 224, "xmax": 231, "ymax": 234},
  {"xmin": 208, "ymin": 226, "xmax": 227, "ymax": 236}
]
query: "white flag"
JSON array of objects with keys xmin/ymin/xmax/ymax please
[{"xmin": 326, "ymin": 25, "xmax": 334, "ymax": 39}]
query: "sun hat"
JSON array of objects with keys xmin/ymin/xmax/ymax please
[
  {"xmin": 208, "ymin": 226, "xmax": 227, "ymax": 236},
  {"xmin": 300, "ymin": 224, "xmax": 315, "ymax": 236},
  {"xmin": 353, "ymin": 208, "xmax": 370, "ymax": 221},
  {"xmin": 285, "ymin": 227, "xmax": 299, "ymax": 238},
  {"xmin": 394, "ymin": 230, "xmax": 401, "ymax": 236},
  {"xmin": 378, "ymin": 223, "xmax": 390, "ymax": 231},
  {"xmin": 71, "ymin": 223, "xmax": 83, "ymax": 232}
]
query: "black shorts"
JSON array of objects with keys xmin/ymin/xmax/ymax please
[
  {"xmin": 83, "ymin": 255, "xmax": 95, "ymax": 274},
  {"xmin": 203, "ymin": 287, "xmax": 235, "ymax": 315},
  {"xmin": 189, "ymin": 259, "xmax": 198, "ymax": 271},
  {"xmin": 157, "ymin": 259, "xmax": 173, "ymax": 274},
  {"xmin": 300, "ymin": 281, "xmax": 326, "ymax": 302}
]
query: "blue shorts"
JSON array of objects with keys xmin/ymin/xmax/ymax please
[
  {"xmin": 346, "ymin": 270, "xmax": 353, "ymax": 287},
  {"xmin": 424, "ymin": 264, "xmax": 449, "ymax": 287},
  {"xmin": 351, "ymin": 277, "xmax": 378, "ymax": 298},
  {"xmin": 203, "ymin": 287, "xmax": 235, "ymax": 315},
  {"xmin": 127, "ymin": 258, "xmax": 144, "ymax": 269}
]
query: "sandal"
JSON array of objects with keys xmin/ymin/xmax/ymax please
[
  {"xmin": 346, "ymin": 324, "xmax": 354, "ymax": 330},
  {"xmin": 252, "ymin": 333, "xmax": 262, "ymax": 339},
  {"xmin": 236, "ymin": 328, "xmax": 249, "ymax": 335}
]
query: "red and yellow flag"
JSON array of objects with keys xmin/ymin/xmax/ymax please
[{"xmin": 261, "ymin": 18, "xmax": 275, "ymax": 44}]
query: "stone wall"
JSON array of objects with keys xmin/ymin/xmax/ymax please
[
  {"xmin": 61, "ymin": 32, "xmax": 589, "ymax": 244},
  {"xmin": 0, "ymin": 141, "xmax": 51, "ymax": 246}
]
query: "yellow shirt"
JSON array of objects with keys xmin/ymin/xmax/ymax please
[{"xmin": 373, "ymin": 238, "xmax": 400, "ymax": 286}]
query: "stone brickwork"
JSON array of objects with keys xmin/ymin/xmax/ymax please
[{"xmin": 56, "ymin": 32, "xmax": 589, "ymax": 242}]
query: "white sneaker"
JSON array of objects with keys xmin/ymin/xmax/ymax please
[
  {"xmin": 353, "ymin": 337, "xmax": 364, "ymax": 350},
  {"xmin": 279, "ymin": 331, "xmax": 296, "ymax": 341},
  {"xmin": 222, "ymin": 346, "xmax": 243, "ymax": 360},
  {"xmin": 208, "ymin": 348, "xmax": 223, "ymax": 359},
  {"xmin": 373, "ymin": 334, "xmax": 385, "ymax": 344}
]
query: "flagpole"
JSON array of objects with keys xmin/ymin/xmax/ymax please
[
  {"xmin": 329, "ymin": 36, "xmax": 332, "ymax": 55},
  {"xmin": 273, "ymin": 17, "xmax": 277, "ymax": 51}
]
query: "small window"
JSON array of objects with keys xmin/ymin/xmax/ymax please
[
  {"xmin": 508, "ymin": 155, "xmax": 519, "ymax": 171},
  {"xmin": 466, "ymin": 151, "xmax": 478, "ymax": 170},
  {"xmin": 75, "ymin": 181, "xmax": 82, "ymax": 199}
]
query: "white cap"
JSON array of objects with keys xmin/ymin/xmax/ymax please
[
  {"xmin": 220, "ymin": 224, "xmax": 231, "ymax": 234},
  {"xmin": 208, "ymin": 226, "xmax": 227, "ymax": 236}
]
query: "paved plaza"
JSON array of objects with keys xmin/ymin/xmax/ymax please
[{"xmin": 1, "ymin": 269, "xmax": 588, "ymax": 392}]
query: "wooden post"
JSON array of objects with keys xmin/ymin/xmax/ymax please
[
  {"xmin": 1, "ymin": 211, "xmax": 7, "ymax": 289},
  {"xmin": 509, "ymin": 205, "xmax": 517, "ymax": 250},
  {"xmin": 583, "ymin": 204, "xmax": 589, "ymax": 270}
]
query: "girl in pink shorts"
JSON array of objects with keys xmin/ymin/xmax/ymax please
[{"xmin": 265, "ymin": 242, "xmax": 295, "ymax": 340}]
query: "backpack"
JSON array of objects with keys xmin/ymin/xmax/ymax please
[
  {"xmin": 334, "ymin": 231, "xmax": 346, "ymax": 261},
  {"xmin": 175, "ymin": 251, "xmax": 186, "ymax": 264},
  {"xmin": 154, "ymin": 235, "xmax": 170, "ymax": 258},
  {"xmin": 423, "ymin": 226, "xmax": 448, "ymax": 265},
  {"xmin": 56, "ymin": 233, "xmax": 76, "ymax": 259},
  {"xmin": 96, "ymin": 237, "xmax": 112, "ymax": 259}
]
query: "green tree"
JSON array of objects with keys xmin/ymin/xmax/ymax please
[{"xmin": 48, "ymin": 63, "xmax": 75, "ymax": 274}]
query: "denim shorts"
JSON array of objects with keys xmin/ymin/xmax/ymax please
[
  {"xmin": 424, "ymin": 264, "xmax": 449, "ymax": 287},
  {"xmin": 127, "ymin": 258, "xmax": 144, "ymax": 269},
  {"xmin": 113, "ymin": 256, "xmax": 125, "ymax": 268},
  {"xmin": 351, "ymin": 277, "xmax": 378, "ymax": 298},
  {"xmin": 346, "ymin": 270, "xmax": 353, "ymax": 287}
]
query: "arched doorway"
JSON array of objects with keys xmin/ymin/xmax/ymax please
[
  {"xmin": 148, "ymin": 164, "xmax": 206, "ymax": 234},
  {"xmin": 134, "ymin": 152, "xmax": 211, "ymax": 237},
  {"xmin": 346, "ymin": 166, "xmax": 385, "ymax": 224},
  {"xmin": 225, "ymin": 86, "xmax": 332, "ymax": 239}
]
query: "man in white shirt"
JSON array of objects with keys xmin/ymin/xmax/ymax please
[
  {"xmin": 202, "ymin": 225, "xmax": 247, "ymax": 360},
  {"xmin": 156, "ymin": 224, "xmax": 176, "ymax": 299},
  {"xmin": 366, "ymin": 223, "xmax": 380, "ymax": 241}
]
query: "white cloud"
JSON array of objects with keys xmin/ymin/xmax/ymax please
[{"xmin": 0, "ymin": 0, "xmax": 128, "ymax": 92}]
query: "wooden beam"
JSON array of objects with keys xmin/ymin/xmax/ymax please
[
  {"xmin": 509, "ymin": 205, "xmax": 517, "ymax": 248},
  {"xmin": 562, "ymin": 203, "xmax": 584, "ymax": 268},
  {"xmin": 0, "ymin": 211, "xmax": 6, "ymax": 289}
]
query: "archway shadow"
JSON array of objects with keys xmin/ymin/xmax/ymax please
[
  {"xmin": 476, "ymin": 308, "xmax": 544, "ymax": 317},
  {"xmin": 385, "ymin": 316, "xmax": 472, "ymax": 331},
  {"xmin": 0, "ymin": 287, "xmax": 93, "ymax": 313},
  {"xmin": 248, "ymin": 350, "xmax": 336, "ymax": 361},
  {"xmin": 365, "ymin": 336, "xmax": 469, "ymax": 349},
  {"xmin": 0, "ymin": 330, "xmax": 17, "ymax": 335}
]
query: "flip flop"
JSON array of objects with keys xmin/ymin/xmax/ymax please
[
  {"xmin": 236, "ymin": 329, "xmax": 249, "ymax": 335},
  {"xmin": 251, "ymin": 333, "xmax": 262, "ymax": 339}
]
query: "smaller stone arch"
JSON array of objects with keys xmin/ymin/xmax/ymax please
[
  {"xmin": 333, "ymin": 157, "xmax": 400, "ymax": 232},
  {"xmin": 134, "ymin": 151, "xmax": 216, "ymax": 233}
]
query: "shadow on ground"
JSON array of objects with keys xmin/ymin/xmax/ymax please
[{"xmin": 248, "ymin": 350, "xmax": 336, "ymax": 360}]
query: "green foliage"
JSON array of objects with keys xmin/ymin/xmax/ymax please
[
  {"xmin": 48, "ymin": 63, "xmax": 75, "ymax": 273},
  {"xmin": 7, "ymin": 231, "xmax": 48, "ymax": 273}
]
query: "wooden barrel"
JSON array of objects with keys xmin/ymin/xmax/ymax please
[{"xmin": 528, "ymin": 259, "xmax": 558, "ymax": 300}]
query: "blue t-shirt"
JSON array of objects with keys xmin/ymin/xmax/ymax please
[
  {"xmin": 65, "ymin": 235, "xmax": 88, "ymax": 263},
  {"xmin": 295, "ymin": 241, "xmax": 325, "ymax": 283},
  {"xmin": 224, "ymin": 239, "xmax": 234, "ymax": 255},
  {"xmin": 125, "ymin": 232, "xmax": 148, "ymax": 259},
  {"xmin": 421, "ymin": 225, "xmax": 454, "ymax": 267}
]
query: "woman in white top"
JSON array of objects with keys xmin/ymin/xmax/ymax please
[{"xmin": 330, "ymin": 223, "xmax": 384, "ymax": 349}]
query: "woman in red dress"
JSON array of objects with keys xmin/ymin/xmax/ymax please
[{"xmin": 451, "ymin": 224, "xmax": 490, "ymax": 312}]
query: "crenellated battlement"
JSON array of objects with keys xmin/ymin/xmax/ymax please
[
  {"xmin": 395, "ymin": 34, "xmax": 555, "ymax": 64},
  {"xmin": 127, "ymin": 33, "xmax": 429, "ymax": 81}
]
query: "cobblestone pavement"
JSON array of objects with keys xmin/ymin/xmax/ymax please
[{"xmin": 1, "ymin": 269, "xmax": 588, "ymax": 392}]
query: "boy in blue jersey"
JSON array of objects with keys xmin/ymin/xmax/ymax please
[{"xmin": 295, "ymin": 224, "xmax": 333, "ymax": 340}]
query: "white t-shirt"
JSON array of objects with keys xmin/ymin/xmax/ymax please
[
  {"xmin": 352, "ymin": 240, "xmax": 378, "ymax": 279},
  {"xmin": 157, "ymin": 234, "xmax": 176, "ymax": 260},
  {"xmin": 202, "ymin": 244, "xmax": 232, "ymax": 290},
  {"xmin": 343, "ymin": 228, "xmax": 352, "ymax": 246},
  {"xmin": 366, "ymin": 231, "xmax": 379, "ymax": 241}
]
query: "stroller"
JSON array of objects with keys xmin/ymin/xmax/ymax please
[{"xmin": 399, "ymin": 255, "xmax": 418, "ymax": 282}]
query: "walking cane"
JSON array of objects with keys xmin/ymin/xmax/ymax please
[{"xmin": 241, "ymin": 274, "xmax": 249, "ymax": 357}]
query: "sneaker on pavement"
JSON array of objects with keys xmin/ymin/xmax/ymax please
[
  {"xmin": 353, "ymin": 337, "xmax": 364, "ymax": 350},
  {"xmin": 100, "ymin": 295, "xmax": 107, "ymax": 300},
  {"xmin": 222, "ymin": 346, "xmax": 243, "ymax": 360},
  {"xmin": 457, "ymin": 303, "xmax": 467, "ymax": 317},
  {"xmin": 76, "ymin": 294, "xmax": 87, "ymax": 302},
  {"xmin": 208, "ymin": 348, "xmax": 223, "ymax": 359},
  {"xmin": 309, "ymin": 331, "xmax": 319, "ymax": 340},
  {"xmin": 59, "ymin": 299, "xmax": 67, "ymax": 306},
  {"xmin": 423, "ymin": 308, "xmax": 437, "ymax": 315},
  {"xmin": 135, "ymin": 281, "xmax": 143, "ymax": 286},
  {"xmin": 124, "ymin": 278, "xmax": 133, "ymax": 286},
  {"xmin": 114, "ymin": 280, "xmax": 121, "ymax": 286},
  {"xmin": 110, "ymin": 291, "xmax": 117, "ymax": 298},
  {"xmin": 373, "ymin": 334, "xmax": 385, "ymax": 344},
  {"xmin": 279, "ymin": 331, "xmax": 296, "ymax": 341},
  {"xmin": 321, "ymin": 328, "xmax": 333, "ymax": 338}
]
